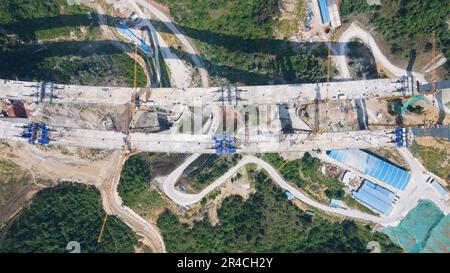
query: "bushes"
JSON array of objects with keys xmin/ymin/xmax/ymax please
[
  {"xmin": 0, "ymin": 0, "xmax": 147, "ymax": 87},
  {"xmin": 341, "ymin": 0, "xmax": 450, "ymax": 76},
  {"xmin": 117, "ymin": 154, "xmax": 153, "ymax": 205},
  {"xmin": 340, "ymin": 0, "xmax": 371, "ymax": 18},
  {"xmin": 187, "ymin": 155, "xmax": 242, "ymax": 191},
  {"xmin": 0, "ymin": 0, "xmax": 96, "ymax": 41},
  {"xmin": 262, "ymin": 153, "xmax": 344, "ymax": 200},
  {"xmin": 157, "ymin": 0, "xmax": 326, "ymax": 85},
  {"xmin": 157, "ymin": 170, "xmax": 401, "ymax": 253},
  {"xmin": 0, "ymin": 183, "xmax": 138, "ymax": 253},
  {"xmin": 117, "ymin": 153, "xmax": 188, "ymax": 218}
]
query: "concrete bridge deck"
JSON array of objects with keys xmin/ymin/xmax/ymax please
[
  {"xmin": 0, "ymin": 77, "xmax": 414, "ymax": 106},
  {"xmin": 0, "ymin": 119, "xmax": 396, "ymax": 153}
]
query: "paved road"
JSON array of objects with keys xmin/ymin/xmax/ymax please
[
  {"xmin": 98, "ymin": 151, "xmax": 166, "ymax": 252},
  {"xmin": 391, "ymin": 148, "xmax": 449, "ymax": 214},
  {"xmin": 137, "ymin": 0, "xmax": 210, "ymax": 87},
  {"xmin": 124, "ymin": 0, "xmax": 190, "ymax": 88},
  {"xmin": 375, "ymin": 148, "xmax": 449, "ymax": 227},
  {"xmin": 162, "ymin": 154, "xmax": 381, "ymax": 223},
  {"xmin": 335, "ymin": 24, "xmax": 450, "ymax": 117},
  {"xmin": 336, "ymin": 23, "xmax": 427, "ymax": 83}
]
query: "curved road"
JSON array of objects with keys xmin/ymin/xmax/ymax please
[
  {"xmin": 336, "ymin": 23, "xmax": 449, "ymax": 116},
  {"xmin": 126, "ymin": 0, "xmax": 190, "ymax": 89},
  {"xmin": 336, "ymin": 23, "xmax": 427, "ymax": 83},
  {"xmin": 162, "ymin": 154, "xmax": 381, "ymax": 223},
  {"xmin": 161, "ymin": 22, "xmax": 449, "ymax": 226},
  {"xmin": 98, "ymin": 151, "xmax": 167, "ymax": 253},
  {"xmin": 137, "ymin": 0, "xmax": 210, "ymax": 87}
]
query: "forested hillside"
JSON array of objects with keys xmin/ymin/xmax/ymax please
[
  {"xmin": 341, "ymin": 0, "xmax": 450, "ymax": 77},
  {"xmin": 0, "ymin": 182, "xmax": 139, "ymax": 253},
  {"xmin": 156, "ymin": 0, "xmax": 326, "ymax": 85},
  {"xmin": 0, "ymin": 0, "xmax": 146, "ymax": 86},
  {"xmin": 157, "ymin": 170, "xmax": 402, "ymax": 253}
]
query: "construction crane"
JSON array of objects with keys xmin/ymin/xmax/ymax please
[
  {"xmin": 131, "ymin": 44, "xmax": 139, "ymax": 131},
  {"xmin": 327, "ymin": 31, "xmax": 334, "ymax": 83},
  {"xmin": 432, "ymin": 31, "xmax": 437, "ymax": 94},
  {"xmin": 97, "ymin": 213, "xmax": 108, "ymax": 243},
  {"xmin": 98, "ymin": 45, "xmax": 140, "ymax": 244},
  {"xmin": 423, "ymin": 31, "xmax": 438, "ymax": 171},
  {"xmin": 325, "ymin": 30, "xmax": 336, "ymax": 120},
  {"xmin": 264, "ymin": 160, "xmax": 290, "ymax": 183}
]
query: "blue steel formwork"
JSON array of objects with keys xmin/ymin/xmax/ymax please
[
  {"xmin": 213, "ymin": 135, "xmax": 236, "ymax": 154},
  {"xmin": 352, "ymin": 180, "xmax": 395, "ymax": 215},
  {"xmin": 20, "ymin": 123, "xmax": 51, "ymax": 145},
  {"xmin": 327, "ymin": 150, "xmax": 411, "ymax": 191},
  {"xmin": 317, "ymin": 0, "xmax": 330, "ymax": 24}
]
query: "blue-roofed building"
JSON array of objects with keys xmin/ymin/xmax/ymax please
[
  {"xmin": 285, "ymin": 191, "xmax": 294, "ymax": 200},
  {"xmin": 327, "ymin": 150, "xmax": 411, "ymax": 191},
  {"xmin": 352, "ymin": 180, "xmax": 396, "ymax": 215},
  {"xmin": 329, "ymin": 199, "xmax": 343, "ymax": 208},
  {"xmin": 317, "ymin": 0, "xmax": 330, "ymax": 24}
]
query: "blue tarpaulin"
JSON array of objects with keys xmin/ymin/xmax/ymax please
[{"xmin": 117, "ymin": 23, "xmax": 152, "ymax": 56}]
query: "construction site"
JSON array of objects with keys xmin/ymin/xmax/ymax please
[{"xmin": 0, "ymin": 0, "xmax": 449, "ymax": 254}]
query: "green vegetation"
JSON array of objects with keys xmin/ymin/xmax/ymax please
[
  {"xmin": 118, "ymin": 154, "xmax": 153, "ymax": 206},
  {"xmin": 118, "ymin": 153, "xmax": 186, "ymax": 219},
  {"xmin": 409, "ymin": 140, "xmax": 449, "ymax": 180},
  {"xmin": 0, "ymin": 183, "xmax": 139, "ymax": 253},
  {"xmin": 262, "ymin": 153, "xmax": 344, "ymax": 201},
  {"xmin": 0, "ymin": 0, "xmax": 147, "ymax": 86},
  {"xmin": 0, "ymin": 0, "xmax": 98, "ymax": 41},
  {"xmin": 0, "ymin": 160, "xmax": 41, "ymax": 227},
  {"xmin": 156, "ymin": 0, "xmax": 326, "ymax": 85},
  {"xmin": 340, "ymin": 0, "xmax": 371, "ymax": 16},
  {"xmin": 0, "ymin": 45, "xmax": 147, "ymax": 87},
  {"xmin": 181, "ymin": 154, "xmax": 242, "ymax": 192},
  {"xmin": 347, "ymin": 41, "xmax": 379, "ymax": 80},
  {"xmin": 276, "ymin": 1, "xmax": 305, "ymax": 39},
  {"xmin": 0, "ymin": 160, "xmax": 33, "ymax": 203},
  {"xmin": 341, "ymin": 0, "xmax": 450, "ymax": 76},
  {"xmin": 157, "ymin": 169, "xmax": 401, "ymax": 252}
]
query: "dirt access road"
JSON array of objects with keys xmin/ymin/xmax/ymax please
[
  {"xmin": 0, "ymin": 142, "xmax": 166, "ymax": 252},
  {"xmin": 162, "ymin": 154, "xmax": 381, "ymax": 223}
]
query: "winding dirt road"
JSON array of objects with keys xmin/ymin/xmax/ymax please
[
  {"xmin": 336, "ymin": 23, "xmax": 427, "ymax": 83},
  {"xmin": 138, "ymin": 0, "xmax": 210, "ymax": 87},
  {"xmin": 97, "ymin": 151, "xmax": 166, "ymax": 253},
  {"xmin": 162, "ymin": 154, "xmax": 381, "ymax": 223}
]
